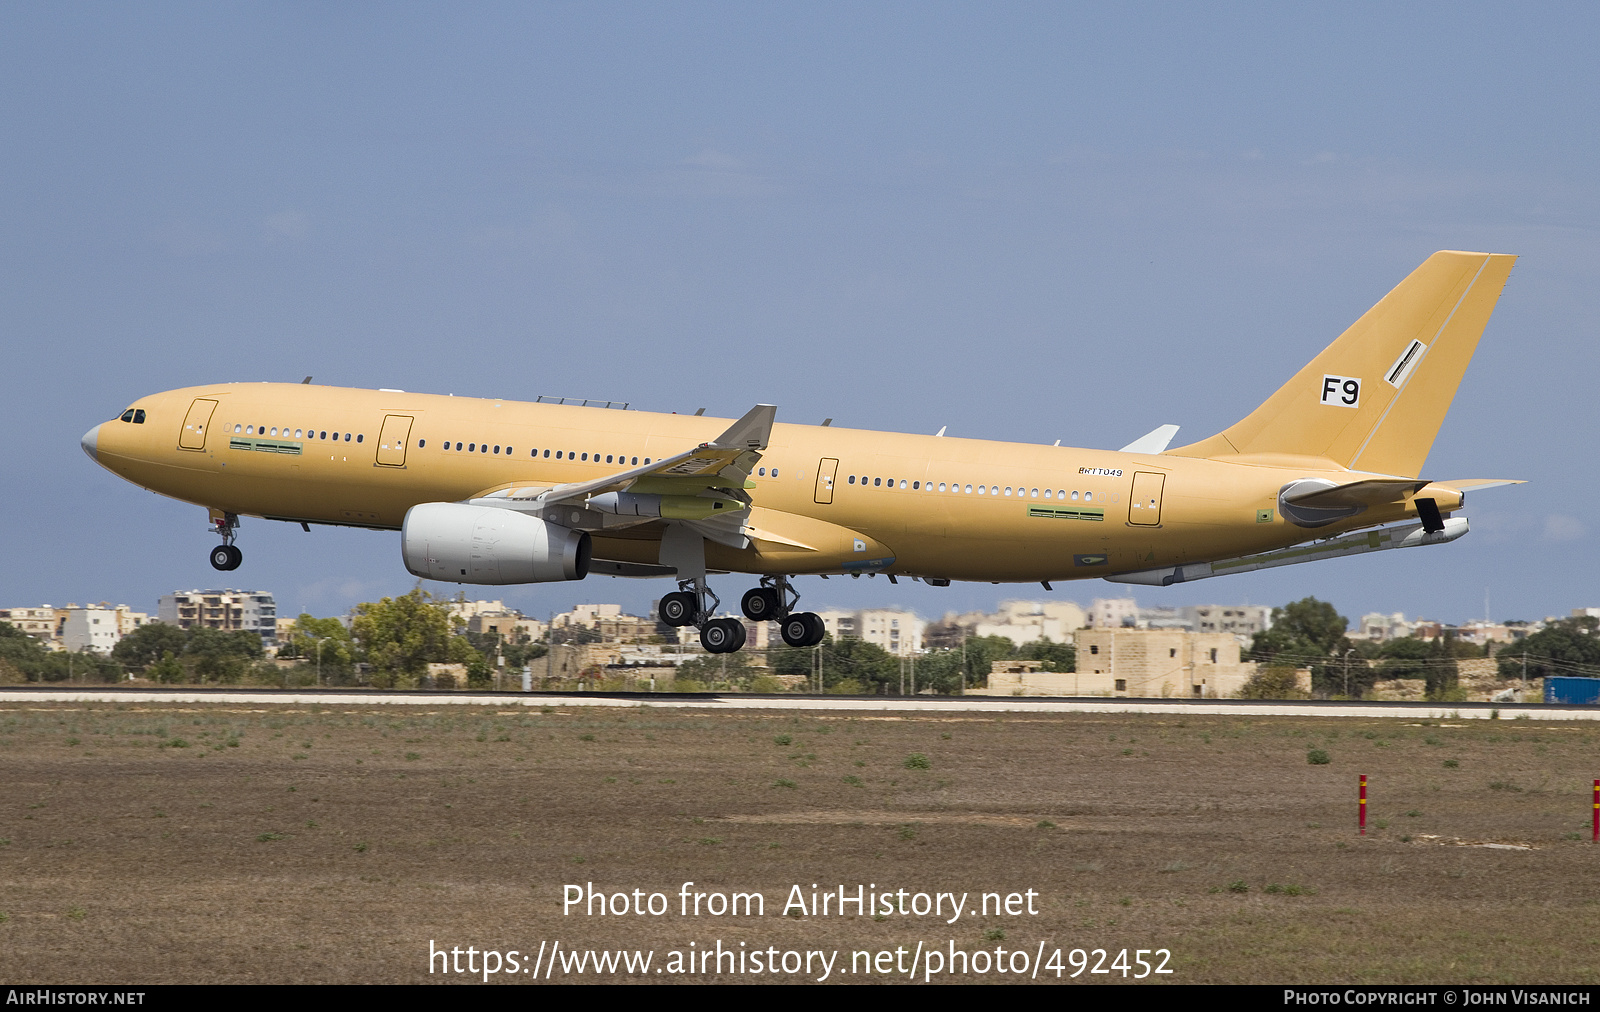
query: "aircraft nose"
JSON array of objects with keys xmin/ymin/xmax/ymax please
[{"xmin": 81, "ymin": 424, "xmax": 101, "ymax": 463}]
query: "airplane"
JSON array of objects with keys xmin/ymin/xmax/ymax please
[{"xmin": 81, "ymin": 250, "xmax": 1521, "ymax": 654}]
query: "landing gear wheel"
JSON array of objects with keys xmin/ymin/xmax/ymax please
[
  {"xmin": 781, "ymin": 611, "xmax": 825, "ymax": 648},
  {"xmin": 741, "ymin": 588, "xmax": 781, "ymax": 622},
  {"xmin": 700, "ymin": 618, "xmax": 746, "ymax": 654},
  {"xmin": 658, "ymin": 591, "xmax": 699, "ymax": 627},
  {"xmin": 209, "ymin": 545, "xmax": 242, "ymax": 571}
]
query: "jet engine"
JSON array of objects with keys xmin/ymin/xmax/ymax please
[{"xmin": 401, "ymin": 502, "xmax": 591, "ymax": 585}]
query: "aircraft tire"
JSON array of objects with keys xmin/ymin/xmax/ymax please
[
  {"xmin": 658, "ymin": 592, "xmax": 698, "ymax": 627},
  {"xmin": 700, "ymin": 618, "xmax": 743, "ymax": 654},
  {"xmin": 210, "ymin": 545, "xmax": 241, "ymax": 571},
  {"xmin": 801, "ymin": 612, "xmax": 826, "ymax": 647},
  {"xmin": 741, "ymin": 588, "xmax": 780, "ymax": 622},
  {"xmin": 780, "ymin": 612, "xmax": 814, "ymax": 648}
]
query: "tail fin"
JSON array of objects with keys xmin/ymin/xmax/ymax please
[{"xmin": 1166, "ymin": 251, "xmax": 1516, "ymax": 477}]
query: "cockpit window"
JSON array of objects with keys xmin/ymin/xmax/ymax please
[
  {"xmin": 133, "ymin": 409, "xmax": 145, "ymax": 424},
  {"xmin": 120, "ymin": 409, "xmax": 134, "ymax": 423}
]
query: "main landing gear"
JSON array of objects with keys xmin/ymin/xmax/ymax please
[
  {"xmin": 209, "ymin": 512, "xmax": 243, "ymax": 571},
  {"xmin": 656, "ymin": 574, "xmax": 825, "ymax": 654},
  {"xmin": 747, "ymin": 576, "xmax": 825, "ymax": 648}
]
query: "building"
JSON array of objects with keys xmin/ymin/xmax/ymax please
[
  {"xmin": 469, "ymin": 611, "xmax": 548, "ymax": 643},
  {"xmin": 159, "ymin": 590, "xmax": 278, "ymax": 643},
  {"xmin": 1184, "ymin": 605, "xmax": 1271, "ymax": 637},
  {"xmin": 1355, "ymin": 612, "xmax": 1413, "ymax": 642},
  {"xmin": 0, "ymin": 606, "xmax": 65, "ymax": 648},
  {"xmin": 1071, "ymin": 628, "xmax": 1255, "ymax": 698},
  {"xmin": 972, "ymin": 599, "xmax": 1084, "ymax": 645},
  {"xmin": 925, "ymin": 600, "xmax": 1084, "ymax": 650},
  {"xmin": 551, "ymin": 604, "xmax": 622, "ymax": 630},
  {"xmin": 59, "ymin": 603, "xmax": 150, "ymax": 654},
  {"xmin": 1088, "ymin": 597, "xmax": 1139, "ymax": 629},
  {"xmin": 813, "ymin": 608, "xmax": 923, "ymax": 656},
  {"xmin": 442, "ymin": 598, "xmax": 510, "ymax": 626}
]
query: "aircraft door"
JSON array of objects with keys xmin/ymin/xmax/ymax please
[
  {"xmin": 1128, "ymin": 471, "xmax": 1165, "ymax": 526},
  {"xmin": 376, "ymin": 414, "xmax": 414, "ymax": 467},
  {"xmin": 814, "ymin": 458, "xmax": 838, "ymax": 504},
  {"xmin": 179, "ymin": 399, "xmax": 218, "ymax": 451}
]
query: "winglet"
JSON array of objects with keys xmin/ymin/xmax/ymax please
[
  {"xmin": 712, "ymin": 404, "xmax": 777, "ymax": 451},
  {"xmin": 1120, "ymin": 424, "xmax": 1180, "ymax": 454}
]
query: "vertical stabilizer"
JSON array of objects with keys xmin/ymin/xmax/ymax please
[{"xmin": 1166, "ymin": 251, "xmax": 1515, "ymax": 476}]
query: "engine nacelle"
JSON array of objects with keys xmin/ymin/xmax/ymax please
[{"xmin": 402, "ymin": 502, "xmax": 591, "ymax": 585}]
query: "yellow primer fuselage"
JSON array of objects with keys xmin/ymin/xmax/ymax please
[{"xmin": 88, "ymin": 382, "xmax": 1448, "ymax": 584}]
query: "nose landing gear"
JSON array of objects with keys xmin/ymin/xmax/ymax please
[{"xmin": 208, "ymin": 512, "xmax": 242, "ymax": 571}]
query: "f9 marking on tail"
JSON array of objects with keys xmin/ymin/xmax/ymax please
[{"xmin": 1321, "ymin": 375, "xmax": 1361, "ymax": 407}]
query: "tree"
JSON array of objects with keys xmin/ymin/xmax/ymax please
[
  {"xmin": 111, "ymin": 623, "xmax": 188, "ymax": 671},
  {"xmin": 351, "ymin": 587, "xmax": 481, "ymax": 688},
  {"xmin": 766, "ymin": 643, "xmax": 815, "ymax": 677},
  {"xmin": 1496, "ymin": 617, "xmax": 1600, "ymax": 681},
  {"xmin": 279, "ymin": 614, "xmax": 357, "ymax": 684},
  {"xmin": 1425, "ymin": 634, "xmax": 1461, "ymax": 701},
  {"xmin": 961, "ymin": 635, "xmax": 1022, "ymax": 690},
  {"xmin": 0, "ymin": 622, "xmax": 119, "ymax": 683},
  {"xmin": 817, "ymin": 637, "xmax": 897, "ymax": 693},
  {"xmin": 1375, "ymin": 636, "xmax": 1432, "ymax": 680},
  {"xmin": 184, "ymin": 627, "xmax": 265, "ymax": 683},
  {"xmin": 908, "ymin": 649, "xmax": 966, "ymax": 694},
  {"xmin": 1237, "ymin": 666, "xmax": 1310, "ymax": 699},
  {"xmin": 673, "ymin": 650, "xmax": 758, "ymax": 690},
  {"xmin": 1017, "ymin": 639, "xmax": 1075, "ymax": 672},
  {"xmin": 1250, "ymin": 597, "xmax": 1357, "ymax": 696}
]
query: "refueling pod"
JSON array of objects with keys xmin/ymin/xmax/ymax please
[{"xmin": 401, "ymin": 502, "xmax": 591, "ymax": 585}]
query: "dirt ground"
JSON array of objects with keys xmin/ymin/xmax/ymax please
[{"xmin": 2, "ymin": 701, "xmax": 1598, "ymax": 984}]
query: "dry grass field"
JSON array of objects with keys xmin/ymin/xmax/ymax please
[{"xmin": 2, "ymin": 700, "xmax": 1598, "ymax": 984}]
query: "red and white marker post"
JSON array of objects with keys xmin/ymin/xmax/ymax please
[{"xmin": 1359, "ymin": 774, "xmax": 1367, "ymax": 836}]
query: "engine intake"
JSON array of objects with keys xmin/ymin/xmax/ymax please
[{"xmin": 402, "ymin": 503, "xmax": 590, "ymax": 584}]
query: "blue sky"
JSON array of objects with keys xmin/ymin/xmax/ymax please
[{"xmin": 5, "ymin": 3, "xmax": 1597, "ymax": 628}]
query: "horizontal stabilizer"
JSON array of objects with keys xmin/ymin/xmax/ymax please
[
  {"xmin": 1434, "ymin": 478, "xmax": 1525, "ymax": 492},
  {"xmin": 1281, "ymin": 477, "xmax": 1427, "ymax": 510},
  {"xmin": 1107, "ymin": 517, "xmax": 1468, "ymax": 587},
  {"xmin": 1119, "ymin": 424, "xmax": 1181, "ymax": 454}
]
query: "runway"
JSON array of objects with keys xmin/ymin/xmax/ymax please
[{"xmin": 1, "ymin": 686, "xmax": 1591, "ymax": 720}]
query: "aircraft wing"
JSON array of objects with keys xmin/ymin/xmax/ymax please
[
  {"xmin": 537, "ymin": 402, "xmax": 773, "ymax": 506},
  {"xmin": 465, "ymin": 403, "xmax": 776, "ymax": 549}
]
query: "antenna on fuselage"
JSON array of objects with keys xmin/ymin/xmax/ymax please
[
  {"xmin": 694, "ymin": 408, "xmax": 705, "ymax": 416},
  {"xmin": 934, "ymin": 426, "xmax": 946, "ymax": 437},
  {"xmin": 302, "ymin": 376, "xmax": 312, "ymax": 384}
]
